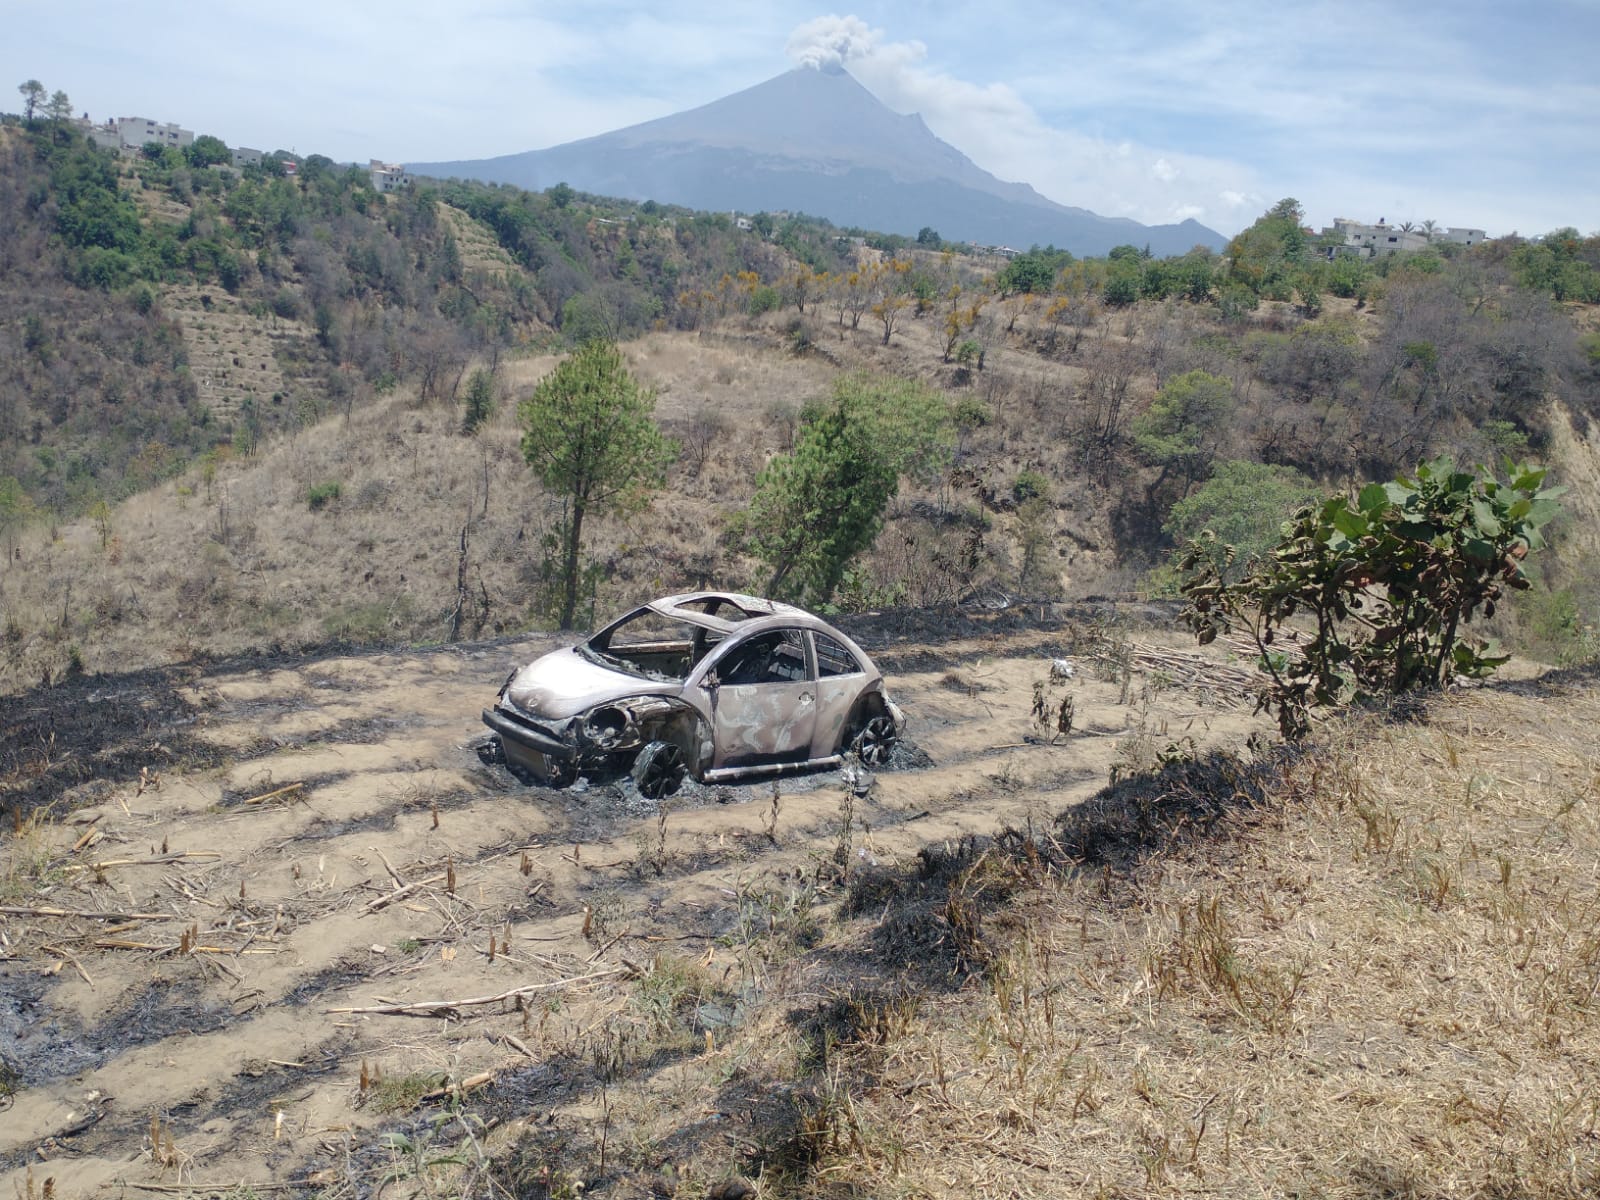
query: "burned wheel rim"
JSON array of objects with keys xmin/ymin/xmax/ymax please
[
  {"xmin": 852, "ymin": 715, "xmax": 898, "ymax": 767},
  {"xmin": 632, "ymin": 741, "xmax": 687, "ymax": 799}
]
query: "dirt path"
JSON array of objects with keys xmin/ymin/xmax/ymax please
[{"xmin": 0, "ymin": 613, "xmax": 1262, "ymax": 1195}]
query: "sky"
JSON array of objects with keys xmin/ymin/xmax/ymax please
[{"xmin": 7, "ymin": 1, "xmax": 1598, "ymax": 238}]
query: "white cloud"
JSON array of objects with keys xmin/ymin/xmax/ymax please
[{"xmin": 786, "ymin": 15, "xmax": 1263, "ymax": 230}]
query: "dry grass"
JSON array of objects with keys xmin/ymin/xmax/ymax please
[
  {"xmin": 0, "ymin": 335, "xmax": 821, "ymax": 690},
  {"xmin": 759, "ymin": 672, "xmax": 1600, "ymax": 1197}
]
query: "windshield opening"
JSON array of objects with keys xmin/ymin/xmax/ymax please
[{"xmin": 585, "ymin": 609, "xmax": 723, "ymax": 682}]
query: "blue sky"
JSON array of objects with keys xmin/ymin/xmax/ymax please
[{"xmin": 6, "ymin": 1, "xmax": 1597, "ymax": 237}]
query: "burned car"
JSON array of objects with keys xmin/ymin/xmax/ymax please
[{"xmin": 482, "ymin": 592, "xmax": 904, "ymax": 798}]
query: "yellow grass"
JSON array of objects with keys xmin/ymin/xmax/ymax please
[{"xmin": 777, "ymin": 673, "xmax": 1600, "ymax": 1197}]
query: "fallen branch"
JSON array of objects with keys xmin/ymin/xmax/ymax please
[
  {"xmin": 92, "ymin": 939, "xmax": 280, "ymax": 954},
  {"xmin": 66, "ymin": 852, "xmax": 222, "ymax": 873},
  {"xmin": 364, "ymin": 871, "xmax": 447, "ymax": 913},
  {"xmin": 0, "ymin": 905, "xmax": 168, "ymax": 921},
  {"xmin": 498, "ymin": 1032, "xmax": 535, "ymax": 1059},
  {"xmin": 324, "ymin": 966, "xmax": 629, "ymax": 1017},
  {"xmin": 101, "ymin": 1183, "xmax": 317, "ymax": 1194},
  {"xmin": 40, "ymin": 942, "xmax": 95, "ymax": 988},
  {"xmin": 374, "ymin": 849, "xmax": 408, "ymax": 889},
  {"xmin": 244, "ymin": 782, "xmax": 304, "ymax": 805},
  {"xmin": 419, "ymin": 1069, "xmax": 495, "ymax": 1104}
]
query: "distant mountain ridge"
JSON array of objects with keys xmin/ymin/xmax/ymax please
[{"xmin": 409, "ymin": 66, "xmax": 1224, "ymax": 258}]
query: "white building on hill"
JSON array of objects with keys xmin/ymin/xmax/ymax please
[
  {"xmin": 74, "ymin": 114, "xmax": 194, "ymax": 153},
  {"xmin": 370, "ymin": 160, "xmax": 412, "ymax": 193},
  {"xmin": 1318, "ymin": 218, "xmax": 1489, "ymax": 259},
  {"xmin": 113, "ymin": 116, "xmax": 193, "ymax": 151}
]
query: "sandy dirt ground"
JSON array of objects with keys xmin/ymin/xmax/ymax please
[{"xmin": 0, "ymin": 609, "xmax": 1264, "ymax": 1194}]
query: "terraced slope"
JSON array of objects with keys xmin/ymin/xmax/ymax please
[{"xmin": 0, "ymin": 609, "xmax": 1258, "ymax": 1194}]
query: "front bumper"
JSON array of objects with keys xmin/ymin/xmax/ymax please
[{"xmin": 482, "ymin": 707, "xmax": 578, "ymax": 762}]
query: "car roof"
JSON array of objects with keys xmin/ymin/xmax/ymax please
[{"xmin": 645, "ymin": 591, "xmax": 820, "ymax": 635}]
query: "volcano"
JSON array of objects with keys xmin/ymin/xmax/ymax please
[{"xmin": 407, "ymin": 65, "xmax": 1224, "ymax": 258}]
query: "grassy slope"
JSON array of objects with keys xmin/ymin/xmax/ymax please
[
  {"xmin": 663, "ymin": 671, "xmax": 1600, "ymax": 1197},
  {"xmin": 6, "ymin": 285, "xmax": 1600, "ymax": 693}
]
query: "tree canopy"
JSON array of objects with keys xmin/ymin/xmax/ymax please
[
  {"xmin": 518, "ymin": 341, "xmax": 676, "ymax": 628},
  {"xmin": 745, "ymin": 374, "xmax": 953, "ymax": 606},
  {"xmin": 1132, "ymin": 369, "xmax": 1236, "ymax": 495}
]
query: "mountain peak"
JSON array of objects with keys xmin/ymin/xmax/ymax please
[{"xmin": 407, "ymin": 68, "xmax": 1226, "ymax": 256}]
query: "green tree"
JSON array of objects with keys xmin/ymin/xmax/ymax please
[
  {"xmin": 916, "ymin": 226, "xmax": 942, "ymax": 248},
  {"xmin": 17, "ymin": 79, "xmax": 44, "ymax": 122},
  {"xmin": 1182, "ymin": 459, "xmax": 1563, "ymax": 738},
  {"xmin": 1132, "ymin": 369, "xmax": 1235, "ymax": 495},
  {"xmin": 185, "ymin": 134, "xmax": 231, "ymax": 168},
  {"xmin": 744, "ymin": 374, "xmax": 953, "ymax": 606},
  {"xmin": 0, "ymin": 475, "xmax": 35, "ymax": 561},
  {"xmin": 1102, "ymin": 264, "xmax": 1140, "ymax": 306},
  {"xmin": 998, "ymin": 247, "xmax": 1071, "ymax": 295},
  {"xmin": 518, "ymin": 341, "xmax": 675, "ymax": 629},
  {"xmin": 1226, "ymin": 198, "xmax": 1310, "ymax": 297},
  {"xmin": 746, "ymin": 403, "xmax": 896, "ymax": 606},
  {"xmin": 1163, "ymin": 460, "xmax": 1323, "ymax": 583},
  {"xmin": 461, "ymin": 368, "xmax": 495, "ymax": 434}
]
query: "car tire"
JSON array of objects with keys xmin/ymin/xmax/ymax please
[
  {"xmin": 849, "ymin": 712, "xmax": 898, "ymax": 767},
  {"xmin": 632, "ymin": 740, "xmax": 688, "ymax": 799}
]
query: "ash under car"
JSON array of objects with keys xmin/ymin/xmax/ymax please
[{"xmin": 482, "ymin": 592, "xmax": 904, "ymax": 799}]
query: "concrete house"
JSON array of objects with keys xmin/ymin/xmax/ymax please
[
  {"xmin": 113, "ymin": 116, "xmax": 194, "ymax": 152},
  {"xmin": 1317, "ymin": 218, "xmax": 1489, "ymax": 259},
  {"xmin": 369, "ymin": 160, "xmax": 412, "ymax": 193}
]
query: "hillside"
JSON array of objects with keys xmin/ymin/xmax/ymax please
[
  {"xmin": 2, "ymin": 609, "xmax": 1598, "ymax": 1197},
  {"xmin": 5, "ymin": 100, "xmax": 1600, "ymax": 1200},
  {"xmin": 0, "ymin": 120, "xmax": 851, "ymax": 517},
  {"xmin": 4, "ymin": 114, "xmax": 1600, "ymax": 697},
  {"xmin": 409, "ymin": 65, "xmax": 1226, "ymax": 257}
]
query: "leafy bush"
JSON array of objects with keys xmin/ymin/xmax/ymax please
[
  {"xmin": 306, "ymin": 481, "xmax": 342, "ymax": 511},
  {"xmin": 1012, "ymin": 468, "xmax": 1052, "ymax": 504},
  {"xmin": 743, "ymin": 373, "xmax": 953, "ymax": 606},
  {"xmin": 749, "ymin": 284, "xmax": 781, "ymax": 316},
  {"xmin": 1163, "ymin": 460, "xmax": 1323, "ymax": 583},
  {"xmin": 1181, "ymin": 459, "xmax": 1563, "ymax": 738}
]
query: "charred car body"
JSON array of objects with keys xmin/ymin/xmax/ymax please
[{"xmin": 482, "ymin": 592, "xmax": 903, "ymax": 798}]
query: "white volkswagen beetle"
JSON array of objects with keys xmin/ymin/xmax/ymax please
[{"xmin": 482, "ymin": 592, "xmax": 904, "ymax": 798}]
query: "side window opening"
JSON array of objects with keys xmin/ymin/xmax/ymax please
[
  {"xmin": 719, "ymin": 629, "xmax": 810, "ymax": 685},
  {"xmin": 814, "ymin": 632, "xmax": 863, "ymax": 678}
]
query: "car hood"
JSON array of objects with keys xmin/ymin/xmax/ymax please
[{"xmin": 504, "ymin": 647, "xmax": 680, "ymax": 720}]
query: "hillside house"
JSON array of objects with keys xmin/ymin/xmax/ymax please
[
  {"xmin": 1318, "ymin": 218, "xmax": 1490, "ymax": 259},
  {"xmin": 74, "ymin": 114, "xmax": 194, "ymax": 154},
  {"xmin": 114, "ymin": 116, "xmax": 193, "ymax": 152},
  {"xmin": 369, "ymin": 160, "xmax": 412, "ymax": 193},
  {"xmin": 232, "ymin": 147, "xmax": 264, "ymax": 168}
]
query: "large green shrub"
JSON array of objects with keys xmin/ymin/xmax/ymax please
[{"xmin": 1181, "ymin": 459, "xmax": 1563, "ymax": 738}]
